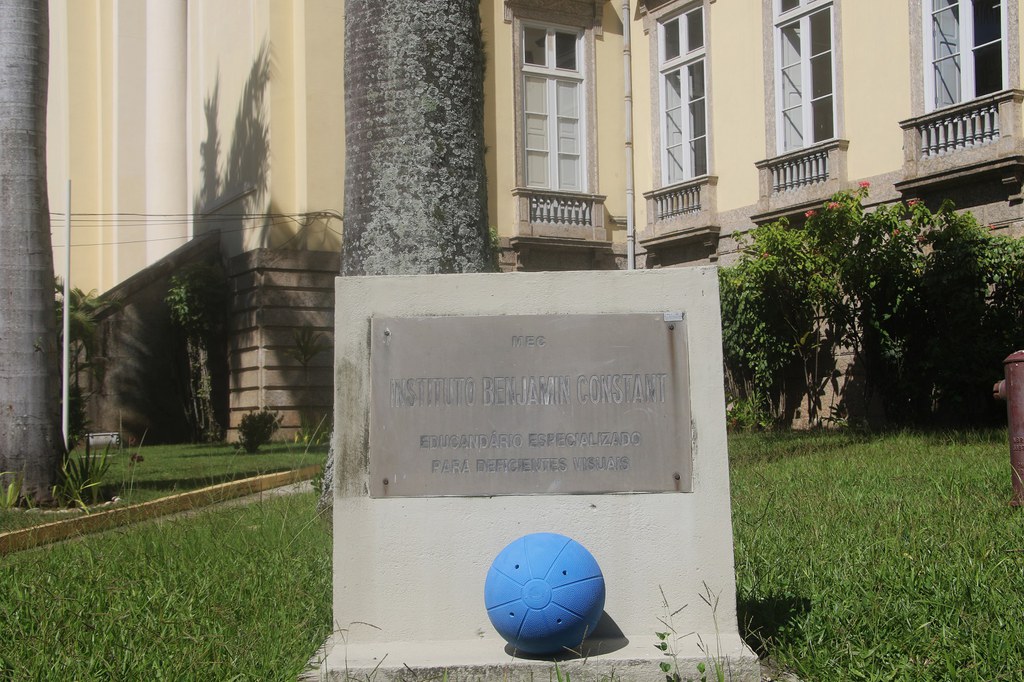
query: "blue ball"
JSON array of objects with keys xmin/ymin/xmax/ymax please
[{"xmin": 484, "ymin": 532, "xmax": 605, "ymax": 655}]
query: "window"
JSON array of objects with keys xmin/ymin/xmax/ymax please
[
  {"xmin": 659, "ymin": 6, "xmax": 707, "ymax": 184},
  {"xmin": 521, "ymin": 25, "xmax": 585, "ymax": 192},
  {"xmin": 926, "ymin": 0, "xmax": 1004, "ymax": 110},
  {"xmin": 775, "ymin": 0, "xmax": 835, "ymax": 152}
]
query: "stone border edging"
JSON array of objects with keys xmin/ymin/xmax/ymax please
[{"xmin": 0, "ymin": 464, "xmax": 322, "ymax": 555}]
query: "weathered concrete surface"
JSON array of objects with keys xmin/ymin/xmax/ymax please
[{"xmin": 324, "ymin": 269, "xmax": 759, "ymax": 681}]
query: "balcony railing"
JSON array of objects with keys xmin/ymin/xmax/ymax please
[
  {"xmin": 512, "ymin": 188, "xmax": 606, "ymax": 242},
  {"xmin": 917, "ymin": 100, "xmax": 999, "ymax": 158},
  {"xmin": 766, "ymin": 147, "xmax": 830, "ymax": 193},
  {"xmin": 752, "ymin": 141, "xmax": 848, "ymax": 223},
  {"xmin": 641, "ymin": 177, "xmax": 719, "ymax": 260},
  {"xmin": 527, "ymin": 192, "xmax": 595, "ymax": 226},
  {"xmin": 897, "ymin": 91, "xmax": 1024, "ymax": 195},
  {"xmin": 653, "ymin": 183, "xmax": 702, "ymax": 219}
]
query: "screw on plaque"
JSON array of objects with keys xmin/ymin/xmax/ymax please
[
  {"xmin": 384, "ymin": 329, "xmax": 391, "ymax": 337},
  {"xmin": 383, "ymin": 478, "xmax": 389, "ymax": 486},
  {"xmin": 668, "ymin": 324, "xmax": 675, "ymax": 331},
  {"xmin": 673, "ymin": 473, "xmax": 681, "ymax": 481}
]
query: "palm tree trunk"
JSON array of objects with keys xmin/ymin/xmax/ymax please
[
  {"xmin": 342, "ymin": 0, "xmax": 491, "ymax": 275},
  {"xmin": 320, "ymin": 0, "xmax": 492, "ymax": 516},
  {"xmin": 0, "ymin": 0, "xmax": 62, "ymax": 501}
]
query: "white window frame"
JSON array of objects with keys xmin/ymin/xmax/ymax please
[
  {"xmin": 658, "ymin": 5, "xmax": 708, "ymax": 185},
  {"xmin": 774, "ymin": 0, "xmax": 836, "ymax": 153},
  {"xmin": 520, "ymin": 23, "xmax": 587, "ymax": 193},
  {"xmin": 923, "ymin": 0, "xmax": 1007, "ymax": 112}
]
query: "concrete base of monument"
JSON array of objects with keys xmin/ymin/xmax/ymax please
[{"xmin": 316, "ymin": 631, "xmax": 760, "ymax": 681}]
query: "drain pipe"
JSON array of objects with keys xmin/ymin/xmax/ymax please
[{"xmin": 623, "ymin": 0, "xmax": 636, "ymax": 270}]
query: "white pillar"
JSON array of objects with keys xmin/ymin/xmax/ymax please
[{"xmin": 145, "ymin": 0, "xmax": 188, "ymax": 264}]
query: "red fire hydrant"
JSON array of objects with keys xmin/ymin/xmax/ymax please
[{"xmin": 993, "ymin": 350, "xmax": 1024, "ymax": 507}]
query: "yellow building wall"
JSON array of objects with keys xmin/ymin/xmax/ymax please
[
  {"xmin": 482, "ymin": 1, "xmax": 517, "ymax": 240},
  {"xmin": 51, "ymin": 0, "xmax": 984, "ymax": 290},
  {"xmin": 839, "ymin": 0, "xmax": 910, "ymax": 185},
  {"xmin": 50, "ymin": 0, "xmax": 108, "ymax": 293},
  {"xmin": 111, "ymin": 0, "xmax": 148, "ymax": 287},
  {"xmin": 187, "ymin": 0, "xmax": 344, "ymax": 256},
  {"xmin": 270, "ymin": 0, "xmax": 298, "ymax": 219},
  {"xmin": 706, "ymin": 0, "xmax": 765, "ymax": 213},
  {"xmin": 301, "ymin": 0, "xmax": 346, "ymax": 251},
  {"xmin": 596, "ymin": 3, "xmax": 627, "ymax": 242},
  {"xmin": 630, "ymin": 3, "xmax": 652, "ymax": 239},
  {"xmin": 187, "ymin": 0, "xmax": 270, "ymax": 257}
]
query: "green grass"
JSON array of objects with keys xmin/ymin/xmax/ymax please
[
  {"xmin": 4, "ymin": 430, "xmax": 1021, "ymax": 680},
  {"xmin": 0, "ymin": 442, "xmax": 326, "ymax": 533},
  {"xmin": 731, "ymin": 429, "xmax": 1024, "ymax": 681},
  {"xmin": 0, "ymin": 491, "xmax": 331, "ymax": 680}
]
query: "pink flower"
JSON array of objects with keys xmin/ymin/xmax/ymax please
[
  {"xmin": 907, "ymin": 199, "xmax": 920, "ymax": 206},
  {"xmin": 805, "ymin": 210, "xmax": 817, "ymax": 218},
  {"xmin": 989, "ymin": 224, "xmax": 997, "ymax": 231},
  {"xmin": 827, "ymin": 202, "xmax": 840, "ymax": 210},
  {"xmin": 762, "ymin": 251, "xmax": 769, "ymax": 257},
  {"xmin": 859, "ymin": 181, "xmax": 871, "ymax": 189}
]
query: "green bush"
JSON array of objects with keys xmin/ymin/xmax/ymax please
[
  {"xmin": 237, "ymin": 408, "xmax": 281, "ymax": 453},
  {"xmin": 720, "ymin": 188, "xmax": 1024, "ymax": 427}
]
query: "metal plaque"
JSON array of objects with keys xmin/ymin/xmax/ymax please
[{"xmin": 368, "ymin": 313, "xmax": 692, "ymax": 497}]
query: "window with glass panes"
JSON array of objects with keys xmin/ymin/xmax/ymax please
[
  {"xmin": 775, "ymin": 0, "xmax": 835, "ymax": 152},
  {"xmin": 926, "ymin": 0, "xmax": 1004, "ymax": 110},
  {"xmin": 521, "ymin": 25, "xmax": 585, "ymax": 192},
  {"xmin": 659, "ymin": 6, "xmax": 707, "ymax": 184}
]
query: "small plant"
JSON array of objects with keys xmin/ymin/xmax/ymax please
[
  {"xmin": 655, "ymin": 586, "xmax": 686, "ymax": 682},
  {"xmin": 311, "ymin": 464, "xmax": 325, "ymax": 498},
  {"xmin": 1, "ymin": 472, "xmax": 24, "ymax": 510},
  {"xmin": 294, "ymin": 411, "xmax": 330, "ymax": 447},
  {"xmin": 52, "ymin": 448, "xmax": 112, "ymax": 509},
  {"xmin": 655, "ymin": 630, "xmax": 680, "ymax": 681},
  {"xmin": 656, "ymin": 585, "xmax": 729, "ymax": 682},
  {"xmin": 725, "ymin": 391, "xmax": 772, "ymax": 431},
  {"xmin": 237, "ymin": 408, "xmax": 281, "ymax": 453},
  {"xmin": 285, "ymin": 325, "xmax": 329, "ymax": 369}
]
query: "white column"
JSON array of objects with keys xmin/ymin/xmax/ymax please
[{"xmin": 145, "ymin": 0, "xmax": 188, "ymax": 264}]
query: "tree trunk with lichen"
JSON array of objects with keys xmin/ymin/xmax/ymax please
[
  {"xmin": 0, "ymin": 0, "xmax": 62, "ymax": 502},
  {"xmin": 318, "ymin": 0, "xmax": 491, "ymax": 516}
]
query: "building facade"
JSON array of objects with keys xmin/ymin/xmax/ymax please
[{"xmin": 47, "ymin": 0, "xmax": 1023, "ymax": 437}]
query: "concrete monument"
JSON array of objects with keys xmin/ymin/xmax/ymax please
[{"xmin": 319, "ymin": 268, "xmax": 759, "ymax": 681}]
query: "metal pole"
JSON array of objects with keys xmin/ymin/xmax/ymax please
[
  {"xmin": 62, "ymin": 180, "xmax": 71, "ymax": 450},
  {"xmin": 623, "ymin": 0, "xmax": 636, "ymax": 270}
]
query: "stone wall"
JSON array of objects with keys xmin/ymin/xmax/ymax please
[{"xmin": 226, "ymin": 249, "xmax": 340, "ymax": 441}]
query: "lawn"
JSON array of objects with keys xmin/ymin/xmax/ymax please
[
  {"xmin": 2, "ymin": 431, "xmax": 1021, "ymax": 680},
  {"xmin": 0, "ymin": 441, "xmax": 327, "ymax": 533},
  {"xmin": 0, "ymin": 491, "xmax": 331, "ymax": 680},
  {"xmin": 731, "ymin": 429, "xmax": 1024, "ymax": 681}
]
